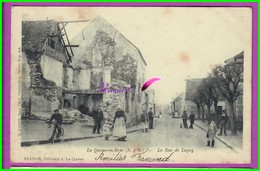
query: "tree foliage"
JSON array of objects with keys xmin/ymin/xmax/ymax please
[
  {"xmin": 212, "ymin": 62, "xmax": 243, "ymax": 103},
  {"xmin": 194, "ymin": 60, "xmax": 243, "ymax": 135}
]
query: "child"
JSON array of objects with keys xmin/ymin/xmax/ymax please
[
  {"xmin": 206, "ymin": 120, "xmax": 217, "ymax": 147},
  {"xmin": 103, "ymin": 119, "xmax": 113, "ymax": 140}
]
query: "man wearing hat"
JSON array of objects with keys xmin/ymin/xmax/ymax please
[
  {"xmin": 148, "ymin": 107, "xmax": 154, "ymax": 129},
  {"xmin": 49, "ymin": 109, "xmax": 63, "ymax": 141},
  {"xmin": 218, "ymin": 110, "xmax": 229, "ymax": 136},
  {"xmin": 92, "ymin": 106, "xmax": 104, "ymax": 134}
]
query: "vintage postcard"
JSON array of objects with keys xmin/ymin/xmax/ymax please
[{"xmin": 4, "ymin": 3, "xmax": 257, "ymax": 168}]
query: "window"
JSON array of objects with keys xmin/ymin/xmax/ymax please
[{"xmin": 47, "ymin": 38, "xmax": 65, "ymax": 54}]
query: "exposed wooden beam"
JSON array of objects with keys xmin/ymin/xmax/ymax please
[
  {"xmin": 62, "ymin": 23, "xmax": 74, "ymax": 56},
  {"xmin": 47, "ymin": 34, "xmax": 65, "ymax": 37},
  {"xmin": 58, "ymin": 20, "xmax": 90, "ymax": 24},
  {"xmin": 59, "ymin": 28, "xmax": 71, "ymax": 62},
  {"xmin": 59, "ymin": 23, "xmax": 68, "ymax": 31},
  {"xmin": 64, "ymin": 45, "xmax": 79, "ymax": 47}
]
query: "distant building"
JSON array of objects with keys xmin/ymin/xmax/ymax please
[
  {"xmin": 171, "ymin": 78, "xmax": 225, "ymax": 119},
  {"xmin": 184, "ymin": 78, "xmax": 203, "ymax": 117},
  {"xmin": 171, "ymin": 92, "xmax": 184, "ymax": 117}
]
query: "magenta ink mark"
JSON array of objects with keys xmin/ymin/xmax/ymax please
[
  {"xmin": 100, "ymin": 82, "xmax": 135, "ymax": 94},
  {"xmin": 141, "ymin": 77, "xmax": 161, "ymax": 91}
]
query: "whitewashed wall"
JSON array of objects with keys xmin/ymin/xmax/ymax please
[{"xmin": 40, "ymin": 55, "xmax": 63, "ymax": 87}]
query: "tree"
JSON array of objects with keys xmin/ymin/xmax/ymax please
[
  {"xmin": 212, "ymin": 62, "xmax": 243, "ymax": 135},
  {"xmin": 192, "ymin": 92, "xmax": 201, "ymax": 120},
  {"xmin": 192, "ymin": 90, "xmax": 205, "ymax": 121},
  {"xmin": 202, "ymin": 76, "xmax": 221, "ymax": 127},
  {"xmin": 200, "ymin": 99, "xmax": 206, "ymax": 123},
  {"xmin": 197, "ymin": 82, "xmax": 213, "ymax": 124}
]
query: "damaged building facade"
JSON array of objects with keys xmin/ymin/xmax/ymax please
[
  {"xmin": 22, "ymin": 20, "xmax": 78, "ymax": 118},
  {"xmin": 69, "ymin": 16, "xmax": 148, "ymax": 126},
  {"xmin": 22, "ymin": 17, "xmax": 149, "ymax": 126}
]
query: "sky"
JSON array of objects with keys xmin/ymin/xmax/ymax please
[{"xmin": 19, "ymin": 6, "xmax": 252, "ymax": 105}]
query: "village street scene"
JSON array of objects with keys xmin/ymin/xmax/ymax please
[{"xmin": 20, "ymin": 8, "xmax": 248, "ymax": 156}]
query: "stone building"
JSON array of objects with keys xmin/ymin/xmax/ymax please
[
  {"xmin": 21, "ymin": 17, "xmax": 148, "ymax": 126},
  {"xmin": 68, "ymin": 16, "xmax": 147, "ymax": 125},
  {"xmin": 171, "ymin": 92, "xmax": 184, "ymax": 117}
]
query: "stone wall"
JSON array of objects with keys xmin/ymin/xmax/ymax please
[
  {"xmin": 71, "ymin": 23, "xmax": 146, "ymax": 126},
  {"xmin": 77, "ymin": 94, "xmax": 103, "ymax": 114},
  {"xmin": 22, "ymin": 48, "xmax": 64, "ymax": 117},
  {"xmin": 66, "ymin": 67, "xmax": 74, "ymax": 90},
  {"xmin": 102, "ymin": 88, "xmax": 126, "ymax": 123}
]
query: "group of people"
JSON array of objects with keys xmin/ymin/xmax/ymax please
[
  {"xmin": 206, "ymin": 111, "xmax": 229, "ymax": 148},
  {"xmin": 48, "ymin": 106, "xmax": 157, "ymax": 142},
  {"xmin": 48, "ymin": 107, "xmax": 229, "ymax": 147},
  {"xmin": 140, "ymin": 107, "xmax": 155, "ymax": 133},
  {"xmin": 182, "ymin": 111, "xmax": 195, "ymax": 129},
  {"xmin": 181, "ymin": 110, "xmax": 229, "ymax": 148},
  {"xmin": 48, "ymin": 106, "xmax": 128, "ymax": 142},
  {"xmin": 92, "ymin": 106, "xmax": 128, "ymax": 141}
]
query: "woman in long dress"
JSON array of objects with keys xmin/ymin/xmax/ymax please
[{"xmin": 113, "ymin": 107, "xmax": 127, "ymax": 141}]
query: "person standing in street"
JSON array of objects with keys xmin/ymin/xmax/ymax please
[
  {"xmin": 218, "ymin": 110, "xmax": 229, "ymax": 136},
  {"xmin": 206, "ymin": 120, "xmax": 217, "ymax": 147},
  {"xmin": 159, "ymin": 112, "xmax": 162, "ymax": 118},
  {"xmin": 140, "ymin": 110, "xmax": 149, "ymax": 133},
  {"xmin": 148, "ymin": 107, "xmax": 154, "ymax": 129},
  {"xmin": 189, "ymin": 111, "xmax": 195, "ymax": 129},
  {"xmin": 113, "ymin": 107, "xmax": 127, "ymax": 141},
  {"xmin": 92, "ymin": 106, "xmax": 103, "ymax": 134},
  {"xmin": 103, "ymin": 119, "xmax": 113, "ymax": 140},
  {"xmin": 182, "ymin": 111, "xmax": 188, "ymax": 129}
]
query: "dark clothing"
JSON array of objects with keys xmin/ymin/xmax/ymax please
[
  {"xmin": 189, "ymin": 114, "xmax": 195, "ymax": 121},
  {"xmin": 51, "ymin": 124, "xmax": 62, "ymax": 139},
  {"xmin": 92, "ymin": 109, "xmax": 103, "ymax": 134},
  {"xmin": 219, "ymin": 114, "xmax": 228, "ymax": 135},
  {"xmin": 148, "ymin": 111, "xmax": 154, "ymax": 129},
  {"xmin": 220, "ymin": 123, "xmax": 227, "ymax": 135},
  {"xmin": 93, "ymin": 120, "xmax": 102, "ymax": 134},
  {"xmin": 220, "ymin": 114, "xmax": 228, "ymax": 124},
  {"xmin": 183, "ymin": 119, "xmax": 188, "ymax": 128},
  {"xmin": 113, "ymin": 110, "xmax": 127, "ymax": 123},
  {"xmin": 182, "ymin": 113, "xmax": 188, "ymax": 128},
  {"xmin": 189, "ymin": 114, "xmax": 195, "ymax": 129},
  {"xmin": 140, "ymin": 113, "xmax": 148, "ymax": 122},
  {"xmin": 149, "ymin": 118, "xmax": 154, "ymax": 129},
  {"xmin": 182, "ymin": 113, "xmax": 188, "ymax": 119},
  {"xmin": 49, "ymin": 113, "xmax": 63, "ymax": 125},
  {"xmin": 93, "ymin": 110, "xmax": 104, "ymax": 121},
  {"xmin": 49, "ymin": 113, "xmax": 63, "ymax": 140}
]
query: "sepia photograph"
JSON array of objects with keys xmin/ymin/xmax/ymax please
[{"xmin": 5, "ymin": 3, "xmax": 257, "ymax": 168}]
